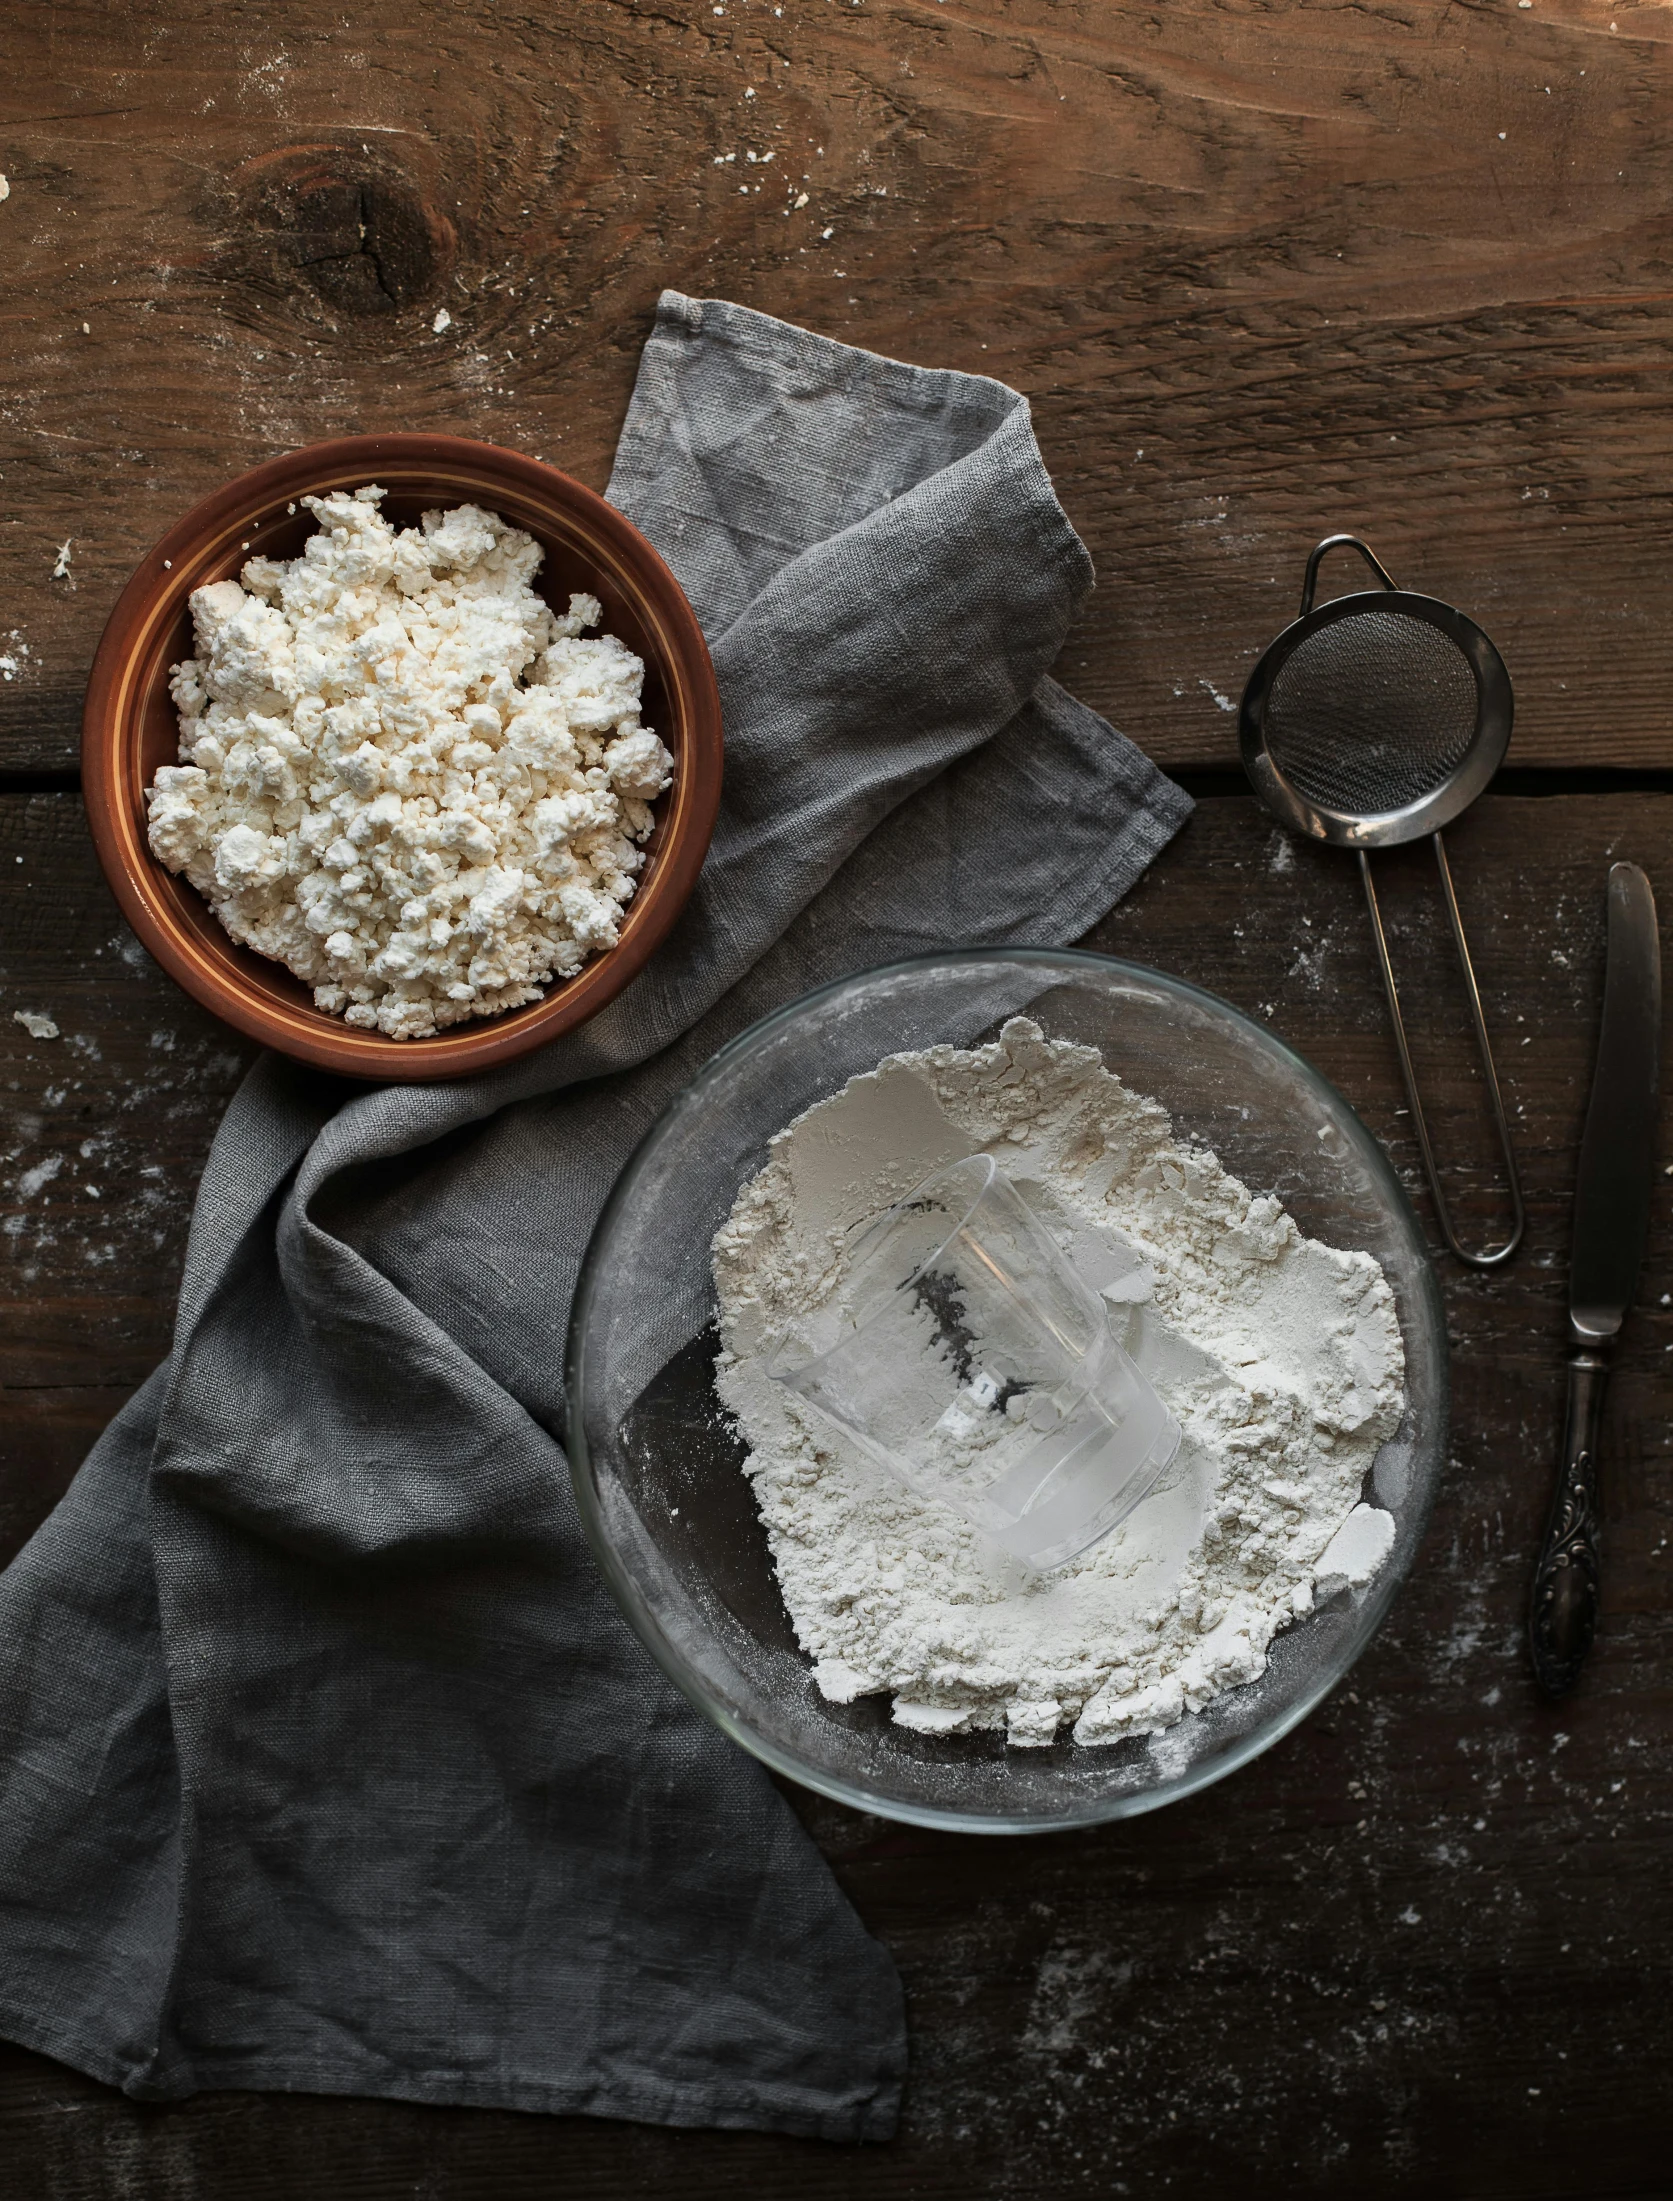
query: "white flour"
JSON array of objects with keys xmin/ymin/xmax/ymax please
[{"xmin": 712, "ymin": 1019, "xmax": 1405, "ymax": 1747}]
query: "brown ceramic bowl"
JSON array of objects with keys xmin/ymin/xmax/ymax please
[{"xmin": 82, "ymin": 434, "xmax": 723, "ymax": 1081}]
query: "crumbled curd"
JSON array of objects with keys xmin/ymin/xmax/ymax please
[{"xmin": 145, "ymin": 486, "xmax": 674, "ymax": 1039}]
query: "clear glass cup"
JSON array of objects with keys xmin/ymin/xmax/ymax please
[{"xmin": 767, "ymin": 1154, "xmax": 1181, "ymax": 1569}]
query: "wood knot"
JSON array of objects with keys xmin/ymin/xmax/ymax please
[{"xmin": 233, "ymin": 145, "xmax": 457, "ymax": 317}]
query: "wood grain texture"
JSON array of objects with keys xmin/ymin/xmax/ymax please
[
  {"xmin": 3, "ymin": 785, "xmax": 1671, "ymax": 2196},
  {"xmin": 0, "ymin": 792, "xmax": 254, "ymax": 1560},
  {"xmin": 3, "ymin": 1, "xmax": 1673, "ymax": 776}
]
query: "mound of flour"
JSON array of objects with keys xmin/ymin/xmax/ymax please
[{"xmin": 711, "ymin": 1018, "xmax": 1405, "ymax": 1748}]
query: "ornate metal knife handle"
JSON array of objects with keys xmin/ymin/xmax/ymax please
[{"xmin": 1529, "ymin": 1350, "xmax": 1608, "ymax": 1695}]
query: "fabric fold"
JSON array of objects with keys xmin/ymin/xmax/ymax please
[{"xmin": 0, "ymin": 290, "xmax": 1190, "ymax": 2140}]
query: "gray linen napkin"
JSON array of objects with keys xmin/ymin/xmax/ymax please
[{"xmin": 0, "ymin": 293, "xmax": 1190, "ymax": 2140}]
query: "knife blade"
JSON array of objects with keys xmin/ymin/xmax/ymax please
[
  {"xmin": 1570, "ymin": 865, "xmax": 1663, "ymax": 1341},
  {"xmin": 1530, "ymin": 862, "xmax": 1661, "ymax": 1695}
]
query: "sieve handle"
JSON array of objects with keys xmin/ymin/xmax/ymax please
[{"xmin": 1357, "ymin": 835, "xmax": 1525, "ymax": 1268}]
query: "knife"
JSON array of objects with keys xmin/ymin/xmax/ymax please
[{"xmin": 1529, "ymin": 862, "xmax": 1662, "ymax": 1695}]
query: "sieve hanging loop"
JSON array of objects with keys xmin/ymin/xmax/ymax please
[
  {"xmin": 1239, "ymin": 535, "xmax": 1524, "ymax": 1269},
  {"xmin": 1298, "ymin": 534, "xmax": 1398, "ymax": 616}
]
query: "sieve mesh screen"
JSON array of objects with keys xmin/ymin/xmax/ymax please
[{"xmin": 1264, "ymin": 609, "xmax": 1479, "ymax": 816}]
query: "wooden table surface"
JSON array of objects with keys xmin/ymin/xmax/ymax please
[{"xmin": 3, "ymin": 4, "xmax": 1671, "ymax": 2195}]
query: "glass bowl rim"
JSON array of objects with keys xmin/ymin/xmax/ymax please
[{"xmin": 565, "ymin": 945, "xmax": 1449, "ymax": 1835}]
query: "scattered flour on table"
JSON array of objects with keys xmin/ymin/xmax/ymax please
[{"xmin": 712, "ymin": 1019, "xmax": 1405, "ymax": 1748}]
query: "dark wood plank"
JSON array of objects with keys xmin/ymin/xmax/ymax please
[
  {"xmin": 0, "ymin": 792, "xmax": 254, "ymax": 1557},
  {"xmin": 5, "ymin": 2, "xmax": 1673, "ymax": 775},
  {"xmin": 3, "ymin": 787, "xmax": 1671, "ymax": 2196}
]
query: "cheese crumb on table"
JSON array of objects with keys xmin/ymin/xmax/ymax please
[{"xmin": 145, "ymin": 487, "xmax": 674, "ymax": 1039}]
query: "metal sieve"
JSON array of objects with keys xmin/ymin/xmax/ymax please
[{"xmin": 1239, "ymin": 535, "xmax": 1523, "ymax": 1268}]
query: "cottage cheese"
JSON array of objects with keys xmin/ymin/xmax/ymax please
[{"xmin": 145, "ymin": 486, "xmax": 674, "ymax": 1039}]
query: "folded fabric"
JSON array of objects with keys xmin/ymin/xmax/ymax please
[{"xmin": 0, "ymin": 293, "xmax": 1191, "ymax": 2141}]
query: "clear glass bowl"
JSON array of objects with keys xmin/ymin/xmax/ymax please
[{"xmin": 566, "ymin": 950, "xmax": 1448, "ymax": 1833}]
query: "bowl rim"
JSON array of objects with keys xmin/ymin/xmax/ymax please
[
  {"xmin": 81, "ymin": 432, "xmax": 723, "ymax": 1083},
  {"xmin": 566, "ymin": 944, "xmax": 1450, "ymax": 1835}
]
